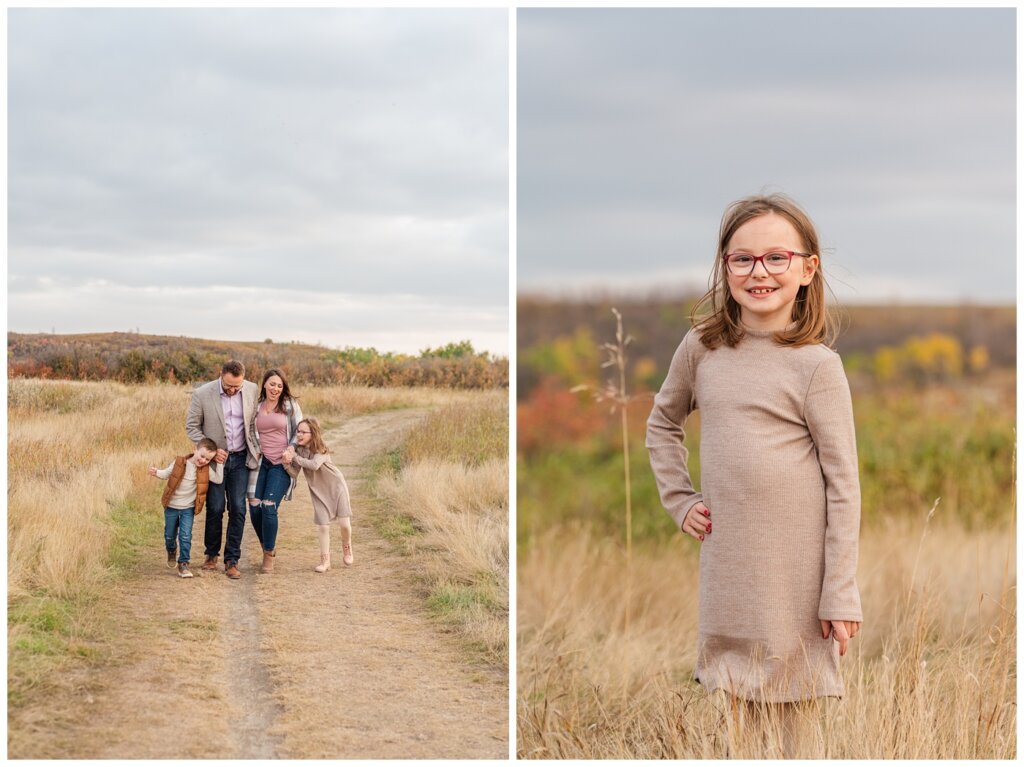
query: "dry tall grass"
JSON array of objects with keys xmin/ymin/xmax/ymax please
[
  {"xmin": 300, "ymin": 385, "xmax": 482, "ymax": 419},
  {"xmin": 7, "ymin": 379, "xmax": 478, "ymax": 702},
  {"xmin": 7, "ymin": 380, "xmax": 452, "ymax": 601},
  {"xmin": 8, "ymin": 380, "xmax": 186, "ymax": 600},
  {"xmin": 373, "ymin": 390, "xmax": 509, "ymax": 666},
  {"xmin": 517, "ymin": 513, "xmax": 1015, "ymax": 759}
]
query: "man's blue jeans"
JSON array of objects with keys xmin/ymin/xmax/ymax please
[
  {"xmin": 204, "ymin": 451, "xmax": 249, "ymax": 564},
  {"xmin": 164, "ymin": 506, "xmax": 195, "ymax": 563},
  {"xmin": 249, "ymin": 457, "xmax": 291, "ymax": 552}
]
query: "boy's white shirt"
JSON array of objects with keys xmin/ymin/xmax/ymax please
[{"xmin": 155, "ymin": 456, "xmax": 225, "ymax": 484}]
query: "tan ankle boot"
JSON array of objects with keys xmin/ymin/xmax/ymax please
[
  {"xmin": 261, "ymin": 549, "xmax": 275, "ymax": 574},
  {"xmin": 314, "ymin": 553, "xmax": 330, "ymax": 573}
]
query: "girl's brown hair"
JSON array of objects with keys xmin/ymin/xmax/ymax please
[
  {"xmin": 690, "ymin": 193, "xmax": 837, "ymax": 349},
  {"xmin": 298, "ymin": 417, "xmax": 329, "ymax": 455}
]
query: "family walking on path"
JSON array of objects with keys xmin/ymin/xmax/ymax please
[{"xmin": 150, "ymin": 359, "xmax": 354, "ymax": 578}]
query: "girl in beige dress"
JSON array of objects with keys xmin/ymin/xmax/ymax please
[
  {"xmin": 282, "ymin": 417, "xmax": 353, "ymax": 572},
  {"xmin": 646, "ymin": 194, "xmax": 862, "ymax": 756}
]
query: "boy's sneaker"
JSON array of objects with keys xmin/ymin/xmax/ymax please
[
  {"xmin": 177, "ymin": 562, "xmax": 193, "ymax": 578},
  {"xmin": 167, "ymin": 549, "xmax": 177, "ymax": 568}
]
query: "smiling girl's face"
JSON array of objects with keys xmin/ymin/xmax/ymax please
[
  {"xmin": 725, "ymin": 212, "xmax": 819, "ymax": 332},
  {"xmin": 295, "ymin": 423, "xmax": 312, "ymax": 446}
]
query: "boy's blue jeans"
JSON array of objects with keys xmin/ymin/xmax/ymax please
[
  {"xmin": 164, "ymin": 507, "xmax": 195, "ymax": 564},
  {"xmin": 249, "ymin": 458, "xmax": 291, "ymax": 552}
]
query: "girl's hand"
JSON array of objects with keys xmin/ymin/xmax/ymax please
[
  {"xmin": 681, "ymin": 502, "xmax": 711, "ymax": 542},
  {"xmin": 820, "ymin": 619, "xmax": 861, "ymax": 656},
  {"xmin": 147, "ymin": 466, "xmax": 158, "ymax": 477}
]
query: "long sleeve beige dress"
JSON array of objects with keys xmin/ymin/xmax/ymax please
[
  {"xmin": 646, "ymin": 326, "xmax": 862, "ymax": 702},
  {"xmin": 288, "ymin": 447, "xmax": 352, "ymax": 525}
]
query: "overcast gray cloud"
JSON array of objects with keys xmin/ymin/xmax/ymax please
[
  {"xmin": 518, "ymin": 8, "xmax": 1015, "ymax": 303},
  {"xmin": 9, "ymin": 8, "xmax": 508, "ymax": 354}
]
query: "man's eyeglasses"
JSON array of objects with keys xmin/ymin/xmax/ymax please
[{"xmin": 724, "ymin": 250, "xmax": 809, "ymax": 277}]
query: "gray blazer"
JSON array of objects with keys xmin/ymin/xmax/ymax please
[{"xmin": 185, "ymin": 378, "xmax": 261, "ymax": 470}]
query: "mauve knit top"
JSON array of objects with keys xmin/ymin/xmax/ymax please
[{"xmin": 646, "ymin": 325, "xmax": 863, "ymax": 702}]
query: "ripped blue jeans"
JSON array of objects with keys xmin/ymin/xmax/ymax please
[{"xmin": 249, "ymin": 457, "xmax": 290, "ymax": 552}]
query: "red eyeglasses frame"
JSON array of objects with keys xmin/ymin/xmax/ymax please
[{"xmin": 722, "ymin": 250, "xmax": 810, "ymax": 274}]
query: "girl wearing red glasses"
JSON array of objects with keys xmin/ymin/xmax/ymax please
[{"xmin": 646, "ymin": 193, "xmax": 862, "ymax": 756}]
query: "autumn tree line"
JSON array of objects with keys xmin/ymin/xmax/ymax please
[
  {"xmin": 7, "ymin": 333, "xmax": 507, "ymax": 389},
  {"xmin": 517, "ymin": 297, "xmax": 1015, "ymax": 397}
]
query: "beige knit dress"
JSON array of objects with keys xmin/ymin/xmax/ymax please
[
  {"xmin": 646, "ymin": 326, "xmax": 862, "ymax": 702},
  {"xmin": 288, "ymin": 447, "xmax": 352, "ymax": 525}
]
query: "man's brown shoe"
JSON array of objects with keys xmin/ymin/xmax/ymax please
[
  {"xmin": 201, "ymin": 556, "xmax": 219, "ymax": 571},
  {"xmin": 225, "ymin": 562, "xmax": 241, "ymax": 579}
]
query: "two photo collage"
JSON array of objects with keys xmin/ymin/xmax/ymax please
[{"xmin": 5, "ymin": 5, "xmax": 1017, "ymax": 761}]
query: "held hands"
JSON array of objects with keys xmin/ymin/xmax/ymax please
[
  {"xmin": 281, "ymin": 446, "xmax": 295, "ymax": 465},
  {"xmin": 681, "ymin": 502, "xmax": 712, "ymax": 541},
  {"xmin": 821, "ymin": 619, "xmax": 861, "ymax": 656},
  {"xmin": 214, "ymin": 448, "xmax": 228, "ymax": 464}
]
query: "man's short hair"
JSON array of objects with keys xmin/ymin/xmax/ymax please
[
  {"xmin": 197, "ymin": 437, "xmax": 218, "ymax": 454},
  {"xmin": 222, "ymin": 360, "xmax": 245, "ymax": 377}
]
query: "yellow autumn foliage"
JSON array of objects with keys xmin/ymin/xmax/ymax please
[{"xmin": 873, "ymin": 333, "xmax": 966, "ymax": 383}]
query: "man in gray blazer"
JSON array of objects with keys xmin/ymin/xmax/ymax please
[{"xmin": 186, "ymin": 359, "xmax": 260, "ymax": 579}]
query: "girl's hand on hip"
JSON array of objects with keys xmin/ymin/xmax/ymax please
[
  {"xmin": 681, "ymin": 502, "xmax": 712, "ymax": 542},
  {"xmin": 820, "ymin": 619, "xmax": 861, "ymax": 656}
]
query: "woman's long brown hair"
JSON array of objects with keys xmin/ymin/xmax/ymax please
[{"xmin": 690, "ymin": 193, "xmax": 838, "ymax": 349}]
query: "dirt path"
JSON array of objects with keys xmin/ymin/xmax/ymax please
[{"xmin": 20, "ymin": 408, "xmax": 508, "ymax": 759}]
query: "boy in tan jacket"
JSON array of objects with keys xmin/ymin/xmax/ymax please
[{"xmin": 149, "ymin": 437, "xmax": 223, "ymax": 578}]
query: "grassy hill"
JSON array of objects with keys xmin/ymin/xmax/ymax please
[{"xmin": 7, "ymin": 332, "xmax": 507, "ymax": 389}]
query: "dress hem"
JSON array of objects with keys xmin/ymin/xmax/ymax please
[{"xmin": 695, "ymin": 673, "xmax": 845, "ymax": 704}]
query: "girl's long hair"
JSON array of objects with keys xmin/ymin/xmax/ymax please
[
  {"xmin": 690, "ymin": 193, "xmax": 837, "ymax": 349},
  {"xmin": 298, "ymin": 417, "xmax": 330, "ymax": 455},
  {"xmin": 258, "ymin": 368, "xmax": 296, "ymax": 414}
]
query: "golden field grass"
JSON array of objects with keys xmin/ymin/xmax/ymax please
[
  {"xmin": 7, "ymin": 379, "xmax": 503, "ymax": 708},
  {"xmin": 517, "ymin": 510, "xmax": 1016, "ymax": 759},
  {"xmin": 516, "ymin": 351, "xmax": 1015, "ymax": 758},
  {"xmin": 300, "ymin": 384, "xmax": 488, "ymax": 418},
  {"xmin": 516, "ymin": 305, "xmax": 1015, "ymax": 758},
  {"xmin": 371, "ymin": 390, "xmax": 509, "ymax": 667}
]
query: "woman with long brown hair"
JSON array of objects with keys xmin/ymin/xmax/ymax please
[{"xmin": 247, "ymin": 367, "xmax": 303, "ymax": 573}]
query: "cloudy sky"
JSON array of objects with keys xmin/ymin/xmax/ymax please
[
  {"xmin": 9, "ymin": 8, "xmax": 508, "ymax": 355},
  {"xmin": 518, "ymin": 8, "xmax": 1016, "ymax": 304}
]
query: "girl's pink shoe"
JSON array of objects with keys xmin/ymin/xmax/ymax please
[
  {"xmin": 342, "ymin": 542, "xmax": 354, "ymax": 566},
  {"xmin": 314, "ymin": 553, "xmax": 330, "ymax": 573}
]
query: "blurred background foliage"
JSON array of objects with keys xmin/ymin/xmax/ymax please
[{"xmin": 517, "ymin": 296, "xmax": 1015, "ymax": 547}]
